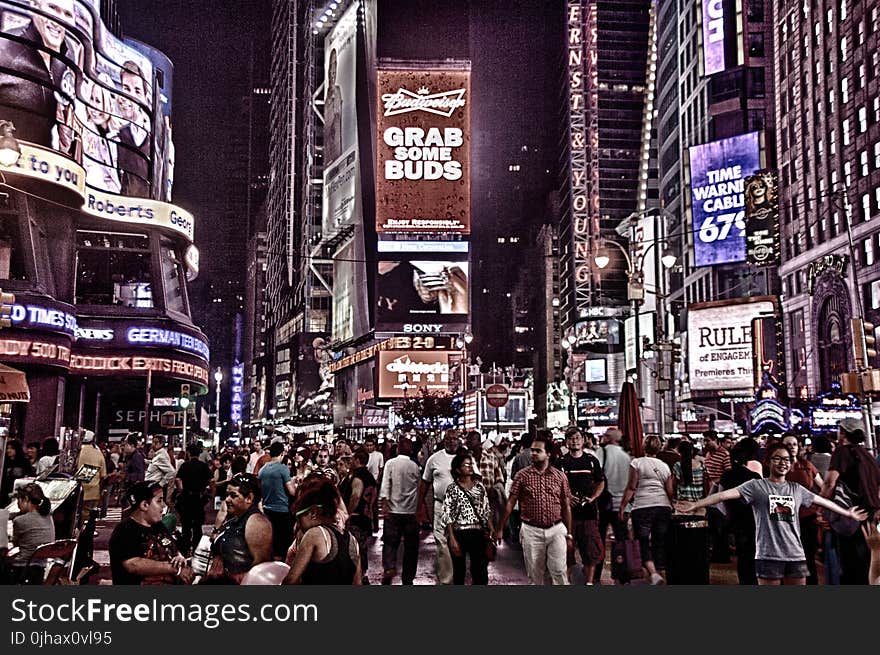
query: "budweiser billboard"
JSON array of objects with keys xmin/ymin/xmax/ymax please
[
  {"xmin": 375, "ymin": 66, "xmax": 470, "ymax": 234},
  {"xmin": 377, "ymin": 350, "xmax": 450, "ymax": 398}
]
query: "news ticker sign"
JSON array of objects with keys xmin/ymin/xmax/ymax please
[
  {"xmin": 687, "ymin": 296, "xmax": 777, "ymax": 392},
  {"xmin": 7, "ymin": 144, "xmax": 195, "ymax": 243},
  {"xmin": 376, "ymin": 67, "xmax": 470, "ymax": 234},
  {"xmin": 0, "ymin": 336, "xmax": 209, "ymax": 385}
]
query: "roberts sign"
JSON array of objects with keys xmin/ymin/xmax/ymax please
[{"xmin": 687, "ymin": 297, "xmax": 776, "ymax": 392}]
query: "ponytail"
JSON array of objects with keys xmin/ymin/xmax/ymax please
[{"xmin": 37, "ymin": 496, "xmax": 51, "ymax": 516}]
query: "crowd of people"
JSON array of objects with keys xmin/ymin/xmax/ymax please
[{"xmin": 3, "ymin": 417, "xmax": 880, "ymax": 586}]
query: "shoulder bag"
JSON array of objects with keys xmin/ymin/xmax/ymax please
[{"xmin": 459, "ymin": 483, "xmax": 497, "ymax": 562}]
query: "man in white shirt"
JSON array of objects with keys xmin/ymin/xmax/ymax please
[
  {"xmin": 417, "ymin": 429, "xmax": 461, "ymax": 585},
  {"xmin": 595, "ymin": 427, "xmax": 632, "ymax": 583},
  {"xmin": 379, "ymin": 439, "xmax": 421, "ymax": 584},
  {"xmin": 246, "ymin": 441, "xmax": 263, "ymax": 474},
  {"xmin": 144, "ymin": 436, "xmax": 175, "ymax": 487},
  {"xmin": 364, "ymin": 436, "xmax": 384, "ymax": 531}
]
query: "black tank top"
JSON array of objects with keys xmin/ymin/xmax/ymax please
[
  {"xmin": 301, "ymin": 525, "xmax": 356, "ymax": 585},
  {"xmin": 212, "ymin": 505, "xmax": 260, "ymax": 574}
]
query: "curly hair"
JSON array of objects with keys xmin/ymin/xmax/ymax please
[{"xmin": 292, "ymin": 474, "xmax": 342, "ymax": 519}]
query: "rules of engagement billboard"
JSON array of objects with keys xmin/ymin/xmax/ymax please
[
  {"xmin": 322, "ymin": 2, "xmax": 361, "ymax": 237},
  {"xmin": 376, "ymin": 66, "xmax": 470, "ymax": 234},
  {"xmin": 689, "ymin": 132, "xmax": 761, "ymax": 267},
  {"xmin": 687, "ymin": 297, "xmax": 776, "ymax": 392}
]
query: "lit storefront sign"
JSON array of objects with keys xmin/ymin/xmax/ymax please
[
  {"xmin": 377, "ymin": 350, "xmax": 450, "ymax": 398},
  {"xmin": 687, "ymin": 296, "xmax": 776, "ymax": 391},
  {"xmin": 126, "ymin": 327, "xmax": 209, "ymax": 359},
  {"xmin": 567, "ymin": 0, "xmax": 600, "ymax": 317},
  {"xmin": 375, "ymin": 66, "xmax": 470, "ymax": 234},
  {"xmin": 230, "ymin": 363, "xmax": 244, "ymax": 424}
]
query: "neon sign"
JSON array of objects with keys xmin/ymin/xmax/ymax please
[
  {"xmin": 126, "ymin": 327, "xmax": 210, "ymax": 359},
  {"xmin": 230, "ymin": 363, "xmax": 244, "ymax": 424}
]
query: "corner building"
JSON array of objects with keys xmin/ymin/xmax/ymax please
[{"xmin": 0, "ymin": 1, "xmax": 207, "ymax": 441}]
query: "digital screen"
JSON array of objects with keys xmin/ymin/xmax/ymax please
[
  {"xmin": 376, "ymin": 67, "xmax": 470, "ymax": 234},
  {"xmin": 0, "ymin": 1, "xmax": 174, "ymax": 200},
  {"xmin": 583, "ymin": 359, "xmax": 607, "ymax": 383},
  {"xmin": 701, "ymin": 0, "xmax": 727, "ymax": 75},
  {"xmin": 689, "ymin": 132, "xmax": 761, "ymax": 267},
  {"xmin": 377, "ymin": 350, "xmax": 450, "ymax": 398},
  {"xmin": 376, "ymin": 258, "xmax": 469, "ymax": 333},
  {"xmin": 573, "ymin": 319, "xmax": 620, "ymax": 347}
]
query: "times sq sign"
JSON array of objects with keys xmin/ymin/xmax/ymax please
[{"xmin": 567, "ymin": 0, "xmax": 600, "ymax": 315}]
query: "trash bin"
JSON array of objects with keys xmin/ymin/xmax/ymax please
[{"xmin": 666, "ymin": 515, "xmax": 709, "ymax": 584}]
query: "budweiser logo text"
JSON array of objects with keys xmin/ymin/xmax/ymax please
[{"xmin": 382, "ymin": 87, "xmax": 466, "ymax": 117}]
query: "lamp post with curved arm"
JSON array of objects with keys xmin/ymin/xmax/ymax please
[{"xmin": 594, "ymin": 212, "xmax": 680, "ymax": 436}]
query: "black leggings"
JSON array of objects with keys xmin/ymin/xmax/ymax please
[{"xmin": 451, "ymin": 528, "xmax": 489, "ymax": 585}]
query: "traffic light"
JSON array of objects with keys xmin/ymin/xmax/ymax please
[
  {"xmin": 0, "ymin": 290, "xmax": 14, "ymax": 328},
  {"xmin": 180, "ymin": 383, "xmax": 191, "ymax": 408},
  {"xmin": 851, "ymin": 318, "xmax": 877, "ymax": 368},
  {"xmin": 671, "ymin": 341, "xmax": 682, "ymax": 365}
]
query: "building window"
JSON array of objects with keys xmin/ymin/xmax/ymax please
[
  {"xmin": 828, "ymin": 90, "xmax": 835, "ymax": 115},
  {"xmin": 840, "ymin": 36, "xmax": 848, "ymax": 61},
  {"xmin": 747, "ymin": 0, "xmax": 764, "ymax": 21},
  {"xmin": 858, "ymin": 107, "xmax": 867, "ymax": 133},
  {"xmin": 0, "ymin": 212, "xmax": 27, "ymax": 281},
  {"xmin": 840, "ymin": 0, "xmax": 847, "ymax": 21},
  {"xmin": 749, "ymin": 68, "xmax": 765, "ymax": 97},
  {"xmin": 842, "ymin": 119, "xmax": 851, "ymax": 146},
  {"xmin": 841, "ymin": 77, "xmax": 849, "ymax": 104},
  {"xmin": 844, "ymin": 161, "xmax": 852, "ymax": 186},
  {"xmin": 748, "ymin": 32, "xmax": 765, "ymax": 57},
  {"xmin": 862, "ymin": 150, "xmax": 869, "ymax": 176},
  {"xmin": 864, "ymin": 194, "xmax": 873, "ymax": 222},
  {"xmin": 875, "ymin": 142, "xmax": 880, "ymax": 168},
  {"xmin": 865, "ymin": 237, "xmax": 874, "ymax": 265},
  {"xmin": 75, "ymin": 231, "xmax": 154, "ymax": 308}
]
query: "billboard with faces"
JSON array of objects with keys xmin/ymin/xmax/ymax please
[{"xmin": 0, "ymin": 0, "xmax": 172, "ymax": 200}]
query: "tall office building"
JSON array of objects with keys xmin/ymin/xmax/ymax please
[{"xmin": 776, "ymin": 0, "xmax": 880, "ymax": 398}]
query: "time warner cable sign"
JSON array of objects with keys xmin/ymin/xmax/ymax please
[
  {"xmin": 376, "ymin": 66, "xmax": 470, "ymax": 234},
  {"xmin": 689, "ymin": 132, "xmax": 761, "ymax": 267}
]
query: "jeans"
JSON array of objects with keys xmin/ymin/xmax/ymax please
[
  {"xmin": 837, "ymin": 528, "xmax": 870, "ymax": 585},
  {"xmin": 800, "ymin": 514, "xmax": 819, "ymax": 585},
  {"xmin": 382, "ymin": 513, "xmax": 419, "ymax": 584},
  {"xmin": 520, "ymin": 521, "xmax": 568, "ymax": 585},
  {"xmin": 631, "ymin": 506, "xmax": 672, "ymax": 570},
  {"xmin": 823, "ymin": 530, "xmax": 842, "ymax": 585},
  {"xmin": 595, "ymin": 506, "xmax": 628, "ymax": 582},
  {"xmin": 433, "ymin": 500, "xmax": 454, "ymax": 585},
  {"xmin": 450, "ymin": 528, "xmax": 489, "ymax": 585}
]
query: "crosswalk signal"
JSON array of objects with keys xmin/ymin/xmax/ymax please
[
  {"xmin": 180, "ymin": 383, "xmax": 191, "ymax": 407},
  {"xmin": 0, "ymin": 290, "xmax": 14, "ymax": 328}
]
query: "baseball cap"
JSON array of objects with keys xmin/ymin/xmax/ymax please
[
  {"xmin": 81, "ymin": 430, "xmax": 95, "ymax": 443},
  {"xmin": 838, "ymin": 417, "xmax": 865, "ymax": 435}
]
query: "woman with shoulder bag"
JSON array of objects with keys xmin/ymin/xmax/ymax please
[{"xmin": 442, "ymin": 453, "xmax": 494, "ymax": 585}]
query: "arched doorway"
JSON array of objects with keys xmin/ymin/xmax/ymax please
[{"xmin": 816, "ymin": 294, "xmax": 849, "ymax": 391}]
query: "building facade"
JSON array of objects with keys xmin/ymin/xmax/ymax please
[{"xmin": 0, "ymin": 0, "xmax": 207, "ymax": 442}]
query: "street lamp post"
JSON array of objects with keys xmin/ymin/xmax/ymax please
[
  {"xmin": 595, "ymin": 212, "xmax": 679, "ymax": 436},
  {"xmin": 455, "ymin": 332, "xmax": 473, "ymax": 393},
  {"xmin": 214, "ymin": 368, "xmax": 223, "ymax": 441}
]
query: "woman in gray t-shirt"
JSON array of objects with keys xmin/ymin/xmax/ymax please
[{"xmin": 680, "ymin": 443, "xmax": 868, "ymax": 585}]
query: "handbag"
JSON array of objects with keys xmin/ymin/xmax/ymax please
[
  {"xmin": 459, "ymin": 483, "xmax": 497, "ymax": 562},
  {"xmin": 822, "ymin": 480, "xmax": 860, "ymax": 537},
  {"xmin": 597, "ymin": 446, "xmax": 613, "ymax": 511}
]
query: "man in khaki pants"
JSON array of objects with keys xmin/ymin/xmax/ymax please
[
  {"xmin": 76, "ymin": 430, "xmax": 107, "ymax": 528},
  {"xmin": 418, "ymin": 429, "xmax": 461, "ymax": 584}
]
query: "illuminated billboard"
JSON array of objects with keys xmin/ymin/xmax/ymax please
[
  {"xmin": 0, "ymin": 1, "xmax": 173, "ymax": 200},
  {"xmin": 375, "ymin": 256, "xmax": 469, "ymax": 334},
  {"xmin": 375, "ymin": 66, "xmax": 470, "ymax": 234},
  {"xmin": 377, "ymin": 350, "xmax": 450, "ymax": 398},
  {"xmin": 332, "ymin": 235, "xmax": 369, "ymax": 344},
  {"xmin": 689, "ymin": 132, "xmax": 761, "ymax": 267},
  {"xmin": 744, "ymin": 169, "xmax": 780, "ymax": 267},
  {"xmin": 322, "ymin": 2, "xmax": 361, "ymax": 238},
  {"xmin": 687, "ymin": 297, "xmax": 776, "ymax": 392},
  {"xmin": 701, "ymin": 0, "xmax": 727, "ymax": 75}
]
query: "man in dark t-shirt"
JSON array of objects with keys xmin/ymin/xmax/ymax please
[
  {"xmin": 175, "ymin": 445, "xmax": 213, "ymax": 555},
  {"xmin": 558, "ymin": 427, "xmax": 605, "ymax": 585},
  {"xmin": 340, "ymin": 449, "xmax": 377, "ymax": 583},
  {"xmin": 109, "ymin": 482, "xmax": 192, "ymax": 585}
]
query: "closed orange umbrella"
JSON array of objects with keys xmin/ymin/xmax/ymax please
[{"xmin": 618, "ymin": 381, "xmax": 644, "ymax": 457}]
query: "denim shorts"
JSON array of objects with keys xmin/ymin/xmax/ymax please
[{"xmin": 754, "ymin": 559, "xmax": 809, "ymax": 580}]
